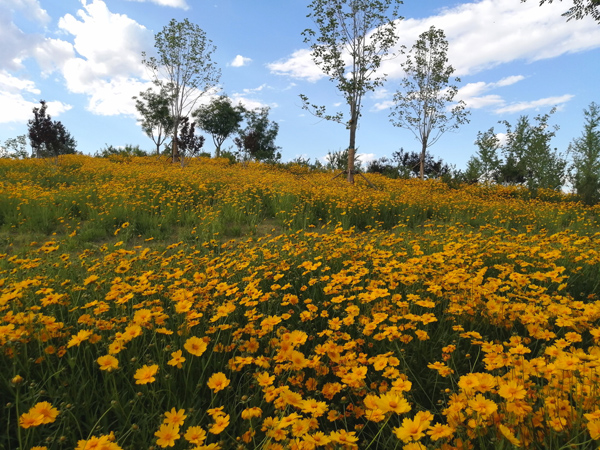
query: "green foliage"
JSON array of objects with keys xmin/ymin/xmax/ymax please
[
  {"xmin": 465, "ymin": 128, "xmax": 502, "ymax": 183},
  {"xmin": 193, "ymin": 95, "xmax": 245, "ymax": 157},
  {"xmin": 27, "ymin": 100, "xmax": 77, "ymax": 159},
  {"xmin": 176, "ymin": 117, "xmax": 205, "ymax": 162},
  {"xmin": 498, "ymin": 109, "xmax": 567, "ymax": 192},
  {"xmin": 0, "ymin": 135, "xmax": 28, "ymax": 159},
  {"xmin": 390, "ymin": 26, "xmax": 470, "ymax": 180},
  {"xmin": 520, "ymin": 0, "xmax": 600, "ymax": 22},
  {"xmin": 234, "ymin": 107, "xmax": 281, "ymax": 163},
  {"xmin": 142, "ymin": 18, "xmax": 221, "ymax": 163},
  {"xmin": 133, "ymin": 87, "xmax": 174, "ymax": 155},
  {"xmin": 301, "ymin": 0, "xmax": 403, "ymax": 182},
  {"xmin": 95, "ymin": 144, "xmax": 148, "ymax": 158},
  {"xmin": 325, "ymin": 148, "xmax": 363, "ymax": 172},
  {"xmin": 570, "ymin": 101, "xmax": 600, "ymax": 205}
]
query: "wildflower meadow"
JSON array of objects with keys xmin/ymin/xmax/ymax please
[{"xmin": 1, "ymin": 155, "xmax": 600, "ymax": 450}]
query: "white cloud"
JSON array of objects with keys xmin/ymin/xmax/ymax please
[
  {"xmin": 357, "ymin": 153, "xmax": 377, "ymax": 165},
  {"xmin": 273, "ymin": 0, "xmax": 600, "ymax": 83},
  {"xmin": 372, "ymin": 100, "xmax": 395, "ymax": 111},
  {"xmin": 268, "ymin": 49, "xmax": 326, "ymax": 82},
  {"xmin": 230, "ymin": 93, "xmax": 275, "ymax": 111},
  {"xmin": 58, "ymin": 1, "xmax": 152, "ymax": 83},
  {"xmin": 230, "ymin": 55, "xmax": 252, "ymax": 67},
  {"xmin": 0, "ymin": 71, "xmax": 71, "ymax": 123},
  {"xmin": 456, "ymin": 76, "xmax": 526, "ymax": 109},
  {"xmin": 380, "ymin": 0, "xmax": 600, "ymax": 79},
  {"xmin": 126, "ymin": 0, "xmax": 189, "ymax": 8},
  {"xmin": 494, "ymin": 94, "xmax": 574, "ymax": 114},
  {"xmin": 3, "ymin": 0, "xmax": 50, "ymax": 24},
  {"xmin": 50, "ymin": 0, "xmax": 156, "ymax": 115}
]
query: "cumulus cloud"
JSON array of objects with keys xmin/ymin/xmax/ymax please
[
  {"xmin": 268, "ymin": 49, "xmax": 326, "ymax": 82},
  {"xmin": 494, "ymin": 94, "xmax": 574, "ymax": 114},
  {"xmin": 125, "ymin": 0, "xmax": 189, "ymax": 8},
  {"xmin": 272, "ymin": 0, "xmax": 600, "ymax": 81},
  {"xmin": 52, "ymin": 0, "xmax": 155, "ymax": 115},
  {"xmin": 456, "ymin": 75, "xmax": 525, "ymax": 109},
  {"xmin": 3, "ymin": 0, "xmax": 50, "ymax": 24},
  {"xmin": 0, "ymin": 71, "xmax": 71, "ymax": 123},
  {"xmin": 230, "ymin": 55, "xmax": 252, "ymax": 67}
]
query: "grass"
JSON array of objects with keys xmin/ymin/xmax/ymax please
[{"xmin": 1, "ymin": 154, "xmax": 600, "ymax": 450}]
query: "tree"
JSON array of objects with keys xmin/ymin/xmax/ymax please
[
  {"xmin": 497, "ymin": 109, "xmax": 567, "ymax": 192},
  {"xmin": 465, "ymin": 128, "xmax": 502, "ymax": 183},
  {"xmin": 0, "ymin": 135, "xmax": 28, "ymax": 159},
  {"xmin": 134, "ymin": 87, "xmax": 174, "ymax": 156},
  {"xmin": 193, "ymin": 95, "xmax": 245, "ymax": 157},
  {"xmin": 27, "ymin": 100, "xmax": 77, "ymax": 159},
  {"xmin": 570, "ymin": 102, "xmax": 600, "ymax": 205},
  {"xmin": 176, "ymin": 117, "xmax": 206, "ymax": 164},
  {"xmin": 392, "ymin": 148, "xmax": 451, "ymax": 178},
  {"xmin": 301, "ymin": 0, "xmax": 403, "ymax": 183},
  {"xmin": 520, "ymin": 0, "xmax": 600, "ymax": 22},
  {"xmin": 390, "ymin": 26, "xmax": 469, "ymax": 180},
  {"xmin": 142, "ymin": 18, "xmax": 220, "ymax": 163},
  {"xmin": 234, "ymin": 108, "xmax": 281, "ymax": 163}
]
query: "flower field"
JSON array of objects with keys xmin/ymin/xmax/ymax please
[{"xmin": 1, "ymin": 155, "xmax": 600, "ymax": 450}]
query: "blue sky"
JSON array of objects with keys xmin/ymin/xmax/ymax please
[{"xmin": 1, "ymin": 0, "xmax": 600, "ymax": 170}]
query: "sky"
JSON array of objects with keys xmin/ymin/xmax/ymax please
[{"xmin": 1, "ymin": 0, "xmax": 600, "ymax": 170}]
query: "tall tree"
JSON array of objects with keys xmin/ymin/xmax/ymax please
[
  {"xmin": 498, "ymin": 109, "xmax": 567, "ymax": 192},
  {"xmin": 570, "ymin": 102, "xmax": 600, "ymax": 205},
  {"xmin": 176, "ymin": 117, "xmax": 205, "ymax": 165},
  {"xmin": 301, "ymin": 0, "xmax": 403, "ymax": 183},
  {"xmin": 27, "ymin": 100, "xmax": 76, "ymax": 159},
  {"xmin": 142, "ymin": 18, "xmax": 220, "ymax": 163},
  {"xmin": 465, "ymin": 128, "xmax": 502, "ymax": 183},
  {"xmin": 389, "ymin": 26, "xmax": 469, "ymax": 179},
  {"xmin": 193, "ymin": 95, "xmax": 245, "ymax": 157},
  {"xmin": 520, "ymin": 0, "xmax": 600, "ymax": 22},
  {"xmin": 234, "ymin": 107, "xmax": 281, "ymax": 163},
  {"xmin": 134, "ymin": 87, "xmax": 174, "ymax": 155}
]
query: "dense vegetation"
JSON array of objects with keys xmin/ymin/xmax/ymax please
[{"xmin": 1, "ymin": 155, "xmax": 600, "ymax": 449}]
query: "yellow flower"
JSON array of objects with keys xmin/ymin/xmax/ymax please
[
  {"xmin": 375, "ymin": 392, "xmax": 411, "ymax": 415},
  {"xmin": 184, "ymin": 336, "xmax": 208, "ymax": 357},
  {"xmin": 29, "ymin": 401, "xmax": 59, "ymax": 424},
  {"xmin": 497, "ymin": 380, "xmax": 527, "ymax": 401},
  {"xmin": 587, "ymin": 420, "xmax": 600, "ymax": 440},
  {"xmin": 241, "ymin": 407, "xmax": 262, "ymax": 420},
  {"xmin": 134, "ymin": 364, "xmax": 158, "ymax": 385},
  {"xmin": 184, "ymin": 425, "xmax": 207, "ymax": 445},
  {"xmin": 468, "ymin": 394, "xmax": 497, "ymax": 418},
  {"xmin": 207, "ymin": 372, "xmax": 230, "ymax": 393},
  {"xmin": 97, "ymin": 355, "xmax": 119, "ymax": 372},
  {"xmin": 67, "ymin": 329, "xmax": 93, "ymax": 348},
  {"xmin": 167, "ymin": 350, "xmax": 186, "ymax": 369},
  {"xmin": 164, "ymin": 408, "xmax": 187, "ymax": 427},
  {"xmin": 427, "ymin": 423, "xmax": 454, "ymax": 441},
  {"xmin": 393, "ymin": 413, "xmax": 431, "ymax": 443},
  {"xmin": 19, "ymin": 412, "xmax": 44, "ymax": 429},
  {"xmin": 208, "ymin": 414, "xmax": 230, "ymax": 434},
  {"xmin": 83, "ymin": 275, "xmax": 99, "ymax": 285},
  {"xmin": 154, "ymin": 423, "xmax": 180, "ymax": 448}
]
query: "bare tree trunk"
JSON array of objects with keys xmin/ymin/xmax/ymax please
[
  {"xmin": 172, "ymin": 118, "xmax": 180, "ymax": 163},
  {"xmin": 347, "ymin": 116, "xmax": 357, "ymax": 184},
  {"xmin": 420, "ymin": 140, "xmax": 427, "ymax": 180}
]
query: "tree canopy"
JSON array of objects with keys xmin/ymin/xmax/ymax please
[
  {"xmin": 27, "ymin": 100, "xmax": 77, "ymax": 159},
  {"xmin": 193, "ymin": 96, "xmax": 245, "ymax": 157},
  {"xmin": 301, "ymin": 0, "xmax": 403, "ymax": 183},
  {"xmin": 134, "ymin": 87, "xmax": 174, "ymax": 156},
  {"xmin": 389, "ymin": 26, "xmax": 469, "ymax": 179},
  {"xmin": 521, "ymin": 0, "xmax": 600, "ymax": 22},
  {"xmin": 142, "ymin": 18, "xmax": 220, "ymax": 163}
]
